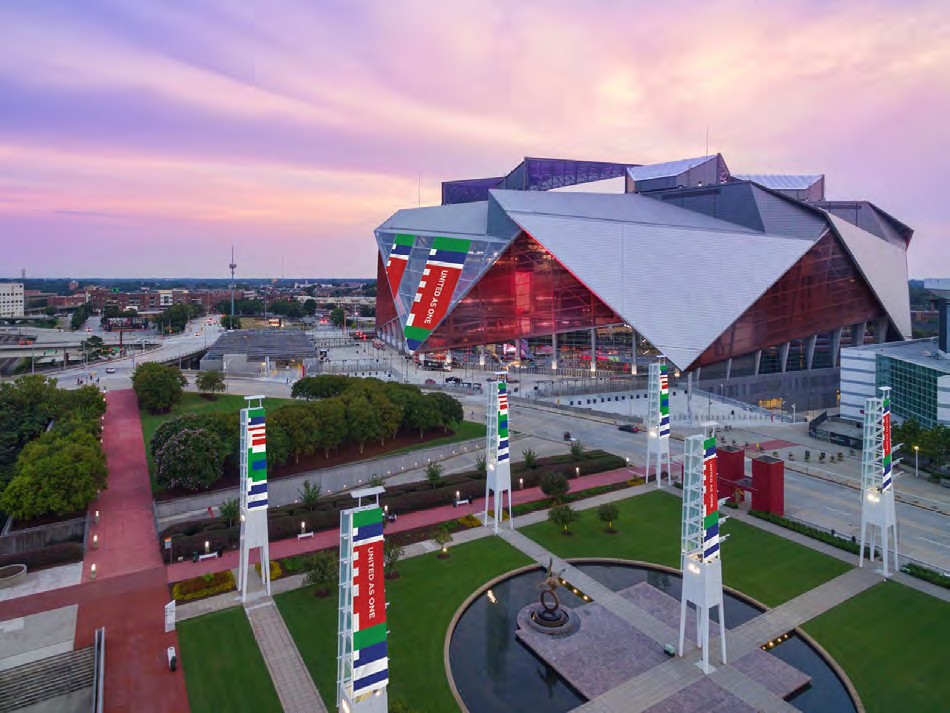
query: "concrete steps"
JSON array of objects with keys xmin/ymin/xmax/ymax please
[{"xmin": 0, "ymin": 647, "xmax": 93, "ymax": 711}]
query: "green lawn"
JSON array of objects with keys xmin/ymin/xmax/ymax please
[
  {"xmin": 178, "ymin": 607, "xmax": 281, "ymax": 713},
  {"xmin": 520, "ymin": 490, "xmax": 852, "ymax": 606},
  {"xmin": 803, "ymin": 582, "xmax": 950, "ymax": 713},
  {"xmin": 382, "ymin": 419, "xmax": 486, "ymax": 456},
  {"xmin": 140, "ymin": 392, "xmax": 292, "ymax": 476},
  {"xmin": 276, "ymin": 537, "xmax": 531, "ymax": 713}
]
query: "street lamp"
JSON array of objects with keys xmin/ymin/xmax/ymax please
[
  {"xmin": 791, "ymin": 404, "xmax": 796, "ymax": 423},
  {"xmin": 914, "ymin": 445, "xmax": 919, "ymax": 478}
]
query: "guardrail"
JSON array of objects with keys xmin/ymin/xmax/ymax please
[{"xmin": 92, "ymin": 627, "xmax": 105, "ymax": 713}]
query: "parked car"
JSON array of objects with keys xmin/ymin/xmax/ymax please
[
  {"xmin": 424, "ymin": 378, "xmax": 436, "ymax": 385},
  {"xmin": 445, "ymin": 376, "xmax": 462, "ymax": 384},
  {"xmin": 618, "ymin": 424, "xmax": 640, "ymax": 433}
]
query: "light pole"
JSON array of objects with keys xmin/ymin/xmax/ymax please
[
  {"xmin": 914, "ymin": 445, "xmax": 919, "ymax": 478},
  {"xmin": 792, "ymin": 404, "xmax": 796, "ymax": 423}
]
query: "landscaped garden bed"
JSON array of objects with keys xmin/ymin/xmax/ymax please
[
  {"xmin": 0, "ymin": 542, "xmax": 84, "ymax": 572},
  {"xmin": 170, "ymin": 570, "xmax": 236, "ymax": 603},
  {"xmin": 158, "ymin": 450, "xmax": 626, "ymax": 557}
]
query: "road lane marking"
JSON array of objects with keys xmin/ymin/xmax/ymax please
[
  {"xmin": 824, "ymin": 507, "xmax": 851, "ymax": 517},
  {"xmin": 918, "ymin": 538, "xmax": 950, "ymax": 550}
]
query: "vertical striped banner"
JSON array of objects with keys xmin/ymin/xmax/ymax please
[
  {"xmin": 351, "ymin": 507, "xmax": 388, "ymax": 695},
  {"xmin": 882, "ymin": 397, "xmax": 892, "ymax": 491},
  {"xmin": 403, "ymin": 236, "xmax": 471, "ymax": 352},
  {"xmin": 385, "ymin": 234, "xmax": 414, "ymax": 298},
  {"xmin": 245, "ymin": 406, "xmax": 267, "ymax": 510},
  {"xmin": 702, "ymin": 437, "xmax": 719, "ymax": 562},
  {"xmin": 497, "ymin": 381, "xmax": 509, "ymax": 462},
  {"xmin": 659, "ymin": 363, "xmax": 670, "ymax": 439}
]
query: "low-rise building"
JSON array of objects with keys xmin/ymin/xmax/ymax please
[{"xmin": 0, "ymin": 282, "xmax": 25, "ymax": 318}]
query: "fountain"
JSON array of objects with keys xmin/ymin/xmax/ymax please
[{"xmin": 518, "ymin": 559, "xmax": 580, "ymax": 636}]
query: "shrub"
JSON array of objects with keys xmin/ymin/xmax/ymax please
[
  {"xmin": 171, "ymin": 571, "xmax": 236, "ymax": 603},
  {"xmin": 155, "ymin": 428, "xmax": 227, "ymax": 492},
  {"xmin": 457, "ymin": 514, "xmax": 481, "ymax": 528},
  {"xmin": 548, "ymin": 504, "xmax": 580, "ymax": 534},
  {"xmin": 597, "ymin": 503, "xmax": 619, "ymax": 532},
  {"xmin": 298, "ymin": 479, "xmax": 322, "ymax": 510},
  {"xmin": 384, "ymin": 540, "xmax": 405, "ymax": 578},
  {"xmin": 540, "ymin": 472, "xmax": 570, "ymax": 504},
  {"xmin": 474, "ymin": 455, "xmax": 487, "ymax": 476},
  {"xmin": 521, "ymin": 448, "xmax": 538, "ymax": 469},
  {"xmin": 304, "ymin": 550, "xmax": 339, "ymax": 597},
  {"xmin": 254, "ymin": 560, "xmax": 284, "ymax": 581},
  {"xmin": 425, "ymin": 461, "xmax": 444, "ymax": 489},
  {"xmin": 434, "ymin": 522, "xmax": 453, "ymax": 557},
  {"xmin": 0, "ymin": 542, "xmax": 84, "ymax": 571},
  {"xmin": 569, "ymin": 440, "xmax": 585, "ymax": 459},
  {"xmin": 218, "ymin": 498, "xmax": 239, "ymax": 527},
  {"xmin": 900, "ymin": 563, "xmax": 950, "ymax": 590}
]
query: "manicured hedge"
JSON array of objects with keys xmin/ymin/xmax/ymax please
[
  {"xmin": 0, "ymin": 542, "xmax": 84, "ymax": 571},
  {"xmin": 171, "ymin": 570, "xmax": 236, "ymax": 603},
  {"xmin": 159, "ymin": 450, "xmax": 627, "ymax": 555},
  {"xmin": 901, "ymin": 562, "xmax": 950, "ymax": 589}
]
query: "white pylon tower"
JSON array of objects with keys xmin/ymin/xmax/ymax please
[
  {"xmin": 859, "ymin": 386, "xmax": 900, "ymax": 577},
  {"xmin": 238, "ymin": 395, "xmax": 271, "ymax": 602},
  {"xmin": 646, "ymin": 360, "xmax": 672, "ymax": 487},
  {"xmin": 483, "ymin": 373, "xmax": 513, "ymax": 532},
  {"xmin": 679, "ymin": 422, "xmax": 728, "ymax": 674}
]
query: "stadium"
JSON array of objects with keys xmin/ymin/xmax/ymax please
[{"xmin": 374, "ymin": 155, "xmax": 912, "ymax": 409}]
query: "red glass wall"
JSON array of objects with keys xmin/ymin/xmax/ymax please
[
  {"xmin": 375, "ymin": 253, "xmax": 398, "ymax": 329},
  {"xmin": 693, "ymin": 232, "xmax": 884, "ymax": 368},
  {"xmin": 422, "ymin": 232, "xmax": 622, "ymax": 351}
]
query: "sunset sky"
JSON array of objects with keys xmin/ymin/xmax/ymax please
[{"xmin": 0, "ymin": 0, "xmax": 947, "ymax": 279}]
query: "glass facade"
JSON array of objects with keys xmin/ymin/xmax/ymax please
[
  {"xmin": 694, "ymin": 232, "xmax": 884, "ymax": 368},
  {"xmin": 877, "ymin": 356, "xmax": 940, "ymax": 428},
  {"xmin": 421, "ymin": 232, "xmax": 623, "ymax": 352}
]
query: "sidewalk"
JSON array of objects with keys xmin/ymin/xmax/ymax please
[
  {"xmin": 166, "ymin": 465, "xmax": 645, "ymax": 583},
  {"xmin": 76, "ymin": 389, "xmax": 190, "ymax": 713}
]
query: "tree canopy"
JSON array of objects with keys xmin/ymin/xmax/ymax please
[
  {"xmin": 133, "ymin": 363, "xmax": 187, "ymax": 413},
  {"xmin": 155, "ymin": 428, "xmax": 228, "ymax": 491},
  {"xmin": 195, "ymin": 370, "xmax": 226, "ymax": 400}
]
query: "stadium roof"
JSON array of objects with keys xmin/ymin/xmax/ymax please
[
  {"xmin": 205, "ymin": 329, "xmax": 316, "ymax": 361},
  {"xmin": 734, "ymin": 174, "xmax": 824, "ymax": 190},
  {"xmin": 379, "ymin": 153, "xmax": 913, "ymax": 366},
  {"xmin": 627, "ymin": 155, "xmax": 716, "ymax": 181}
]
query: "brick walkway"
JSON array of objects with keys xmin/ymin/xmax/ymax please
[{"xmin": 244, "ymin": 598, "xmax": 327, "ymax": 713}]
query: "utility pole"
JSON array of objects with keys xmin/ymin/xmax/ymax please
[{"xmin": 229, "ymin": 247, "xmax": 237, "ymax": 330}]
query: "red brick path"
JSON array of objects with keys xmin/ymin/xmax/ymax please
[
  {"xmin": 0, "ymin": 390, "xmax": 191, "ymax": 713},
  {"xmin": 166, "ymin": 463, "xmax": 656, "ymax": 583}
]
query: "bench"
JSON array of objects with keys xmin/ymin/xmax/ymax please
[
  {"xmin": 453, "ymin": 498, "xmax": 471, "ymax": 508},
  {"xmin": 297, "ymin": 531, "xmax": 314, "ymax": 540},
  {"xmin": 197, "ymin": 552, "xmax": 219, "ymax": 562}
]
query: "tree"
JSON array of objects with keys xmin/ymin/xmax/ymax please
[
  {"xmin": 298, "ymin": 479, "xmax": 322, "ymax": 510},
  {"xmin": 151, "ymin": 412, "xmax": 238, "ymax": 466},
  {"xmin": 406, "ymin": 396, "xmax": 440, "ymax": 439},
  {"xmin": 427, "ymin": 392, "xmax": 464, "ymax": 431},
  {"xmin": 291, "ymin": 375, "xmax": 351, "ymax": 400},
  {"xmin": 220, "ymin": 315, "xmax": 242, "ymax": 330},
  {"xmin": 155, "ymin": 302, "xmax": 196, "ymax": 333},
  {"xmin": 219, "ymin": 498, "xmax": 239, "ymax": 527},
  {"xmin": 521, "ymin": 448, "xmax": 538, "ymax": 469},
  {"xmin": 304, "ymin": 550, "xmax": 339, "ymax": 597},
  {"xmin": 330, "ymin": 306, "xmax": 346, "ymax": 328},
  {"xmin": 155, "ymin": 428, "xmax": 227, "ymax": 491},
  {"xmin": 434, "ymin": 522, "xmax": 453, "ymax": 557},
  {"xmin": 80, "ymin": 335, "xmax": 105, "ymax": 360},
  {"xmin": 345, "ymin": 395, "xmax": 385, "ymax": 453},
  {"xmin": 425, "ymin": 461, "xmax": 444, "ymax": 489},
  {"xmin": 268, "ymin": 300, "xmax": 303, "ymax": 320},
  {"xmin": 474, "ymin": 454, "xmax": 487, "ymax": 477},
  {"xmin": 303, "ymin": 298, "xmax": 317, "ymax": 316},
  {"xmin": 0, "ymin": 431, "xmax": 107, "ymax": 521},
  {"xmin": 597, "ymin": 503, "xmax": 619, "ymax": 533},
  {"xmin": 312, "ymin": 398, "xmax": 347, "ymax": 457},
  {"xmin": 548, "ymin": 504, "xmax": 580, "ymax": 535},
  {"xmin": 195, "ymin": 370, "xmax": 226, "ymax": 400},
  {"xmin": 132, "ymin": 363, "xmax": 187, "ymax": 414},
  {"xmin": 359, "ymin": 303, "xmax": 375, "ymax": 318},
  {"xmin": 270, "ymin": 404, "xmax": 319, "ymax": 464},
  {"xmin": 384, "ymin": 540, "xmax": 404, "ymax": 579},
  {"xmin": 541, "ymin": 472, "xmax": 570, "ymax": 503}
]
